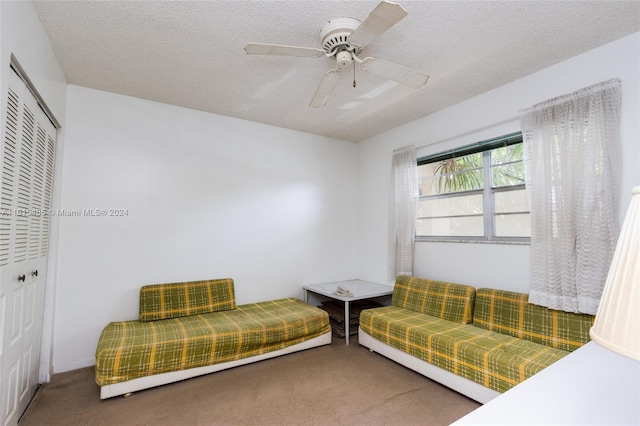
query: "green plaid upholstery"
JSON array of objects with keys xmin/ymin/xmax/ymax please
[
  {"xmin": 360, "ymin": 306, "xmax": 568, "ymax": 393},
  {"xmin": 391, "ymin": 276, "xmax": 475, "ymax": 324},
  {"xmin": 139, "ymin": 278, "xmax": 236, "ymax": 321},
  {"xmin": 472, "ymin": 289, "xmax": 594, "ymax": 352},
  {"xmin": 96, "ymin": 298, "xmax": 330, "ymax": 386}
]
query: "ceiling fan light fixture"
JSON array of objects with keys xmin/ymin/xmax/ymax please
[{"xmin": 336, "ymin": 51, "xmax": 353, "ymax": 69}]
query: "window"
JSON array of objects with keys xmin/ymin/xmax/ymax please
[{"xmin": 416, "ymin": 132, "xmax": 530, "ymax": 242}]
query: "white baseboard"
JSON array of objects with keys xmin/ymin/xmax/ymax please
[{"xmin": 53, "ymin": 357, "xmax": 96, "ymax": 374}]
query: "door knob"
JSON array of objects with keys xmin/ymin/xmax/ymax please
[
  {"xmin": 18, "ymin": 274, "xmax": 26, "ymax": 282},
  {"xmin": 32, "ymin": 270, "xmax": 38, "ymax": 277}
]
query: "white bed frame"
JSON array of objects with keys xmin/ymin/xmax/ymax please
[
  {"xmin": 100, "ymin": 331, "xmax": 332, "ymax": 399},
  {"xmin": 358, "ymin": 329, "xmax": 500, "ymax": 404}
]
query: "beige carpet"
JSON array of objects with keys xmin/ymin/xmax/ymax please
[{"xmin": 20, "ymin": 336, "xmax": 480, "ymax": 426}]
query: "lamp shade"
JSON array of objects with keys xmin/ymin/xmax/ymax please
[{"xmin": 590, "ymin": 186, "xmax": 640, "ymax": 361}]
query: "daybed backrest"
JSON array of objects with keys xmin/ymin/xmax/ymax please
[
  {"xmin": 391, "ymin": 276, "xmax": 476, "ymax": 324},
  {"xmin": 472, "ymin": 288, "xmax": 595, "ymax": 352},
  {"xmin": 139, "ymin": 278, "xmax": 236, "ymax": 321}
]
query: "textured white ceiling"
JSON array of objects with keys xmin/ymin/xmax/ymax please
[{"xmin": 34, "ymin": 1, "xmax": 639, "ymax": 142}]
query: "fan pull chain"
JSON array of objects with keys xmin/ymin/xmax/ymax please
[{"xmin": 353, "ymin": 61, "xmax": 356, "ymax": 88}]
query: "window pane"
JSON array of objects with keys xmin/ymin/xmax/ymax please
[
  {"xmin": 494, "ymin": 213, "xmax": 531, "ymax": 237},
  {"xmin": 417, "ymin": 216, "xmax": 484, "ymax": 237},
  {"xmin": 494, "ymin": 189, "xmax": 528, "ymax": 214},
  {"xmin": 418, "ymin": 193, "xmax": 483, "ymax": 217},
  {"xmin": 492, "ymin": 163, "xmax": 525, "ymax": 187},
  {"xmin": 491, "ymin": 144, "xmax": 525, "ymax": 188},
  {"xmin": 418, "ymin": 162, "xmax": 438, "ymax": 196},
  {"xmin": 491, "ymin": 144, "xmax": 524, "ymax": 165},
  {"xmin": 419, "ymin": 153, "xmax": 484, "ymax": 195}
]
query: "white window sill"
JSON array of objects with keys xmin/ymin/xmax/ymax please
[{"xmin": 416, "ymin": 238, "xmax": 530, "ymax": 246}]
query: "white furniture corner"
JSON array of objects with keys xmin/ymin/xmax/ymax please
[{"xmin": 451, "ymin": 341, "xmax": 640, "ymax": 425}]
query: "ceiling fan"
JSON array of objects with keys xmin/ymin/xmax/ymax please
[{"xmin": 244, "ymin": 1, "xmax": 429, "ymax": 108}]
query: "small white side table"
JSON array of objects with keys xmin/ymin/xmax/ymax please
[{"xmin": 303, "ymin": 279, "xmax": 394, "ymax": 345}]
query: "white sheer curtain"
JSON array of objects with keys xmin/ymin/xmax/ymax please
[
  {"xmin": 519, "ymin": 79, "xmax": 622, "ymax": 314},
  {"xmin": 388, "ymin": 146, "xmax": 418, "ymax": 280}
]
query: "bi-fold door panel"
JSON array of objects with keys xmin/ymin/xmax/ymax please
[{"xmin": 0, "ymin": 67, "xmax": 57, "ymax": 426}]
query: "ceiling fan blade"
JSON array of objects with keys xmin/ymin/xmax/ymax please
[
  {"xmin": 348, "ymin": 1, "xmax": 408, "ymax": 48},
  {"xmin": 309, "ymin": 68, "xmax": 342, "ymax": 108},
  {"xmin": 361, "ymin": 57, "xmax": 429, "ymax": 89},
  {"xmin": 244, "ymin": 43, "xmax": 326, "ymax": 58}
]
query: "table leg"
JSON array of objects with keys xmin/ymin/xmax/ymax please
[
  {"xmin": 303, "ymin": 289, "xmax": 308, "ymax": 303},
  {"xmin": 345, "ymin": 300, "xmax": 350, "ymax": 345}
]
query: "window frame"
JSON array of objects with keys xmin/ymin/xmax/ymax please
[{"xmin": 416, "ymin": 132, "xmax": 530, "ymax": 244}]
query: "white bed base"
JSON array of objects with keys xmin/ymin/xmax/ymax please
[
  {"xmin": 358, "ymin": 329, "xmax": 500, "ymax": 404},
  {"xmin": 100, "ymin": 331, "xmax": 332, "ymax": 399}
]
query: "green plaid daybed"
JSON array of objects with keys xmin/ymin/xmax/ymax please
[
  {"xmin": 95, "ymin": 278, "xmax": 331, "ymax": 399},
  {"xmin": 358, "ymin": 276, "xmax": 594, "ymax": 403}
]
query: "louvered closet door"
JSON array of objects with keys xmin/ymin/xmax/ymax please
[{"xmin": 0, "ymin": 68, "xmax": 57, "ymax": 426}]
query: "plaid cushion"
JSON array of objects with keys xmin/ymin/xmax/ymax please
[
  {"xmin": 360, "ymin": 306, "xmax": 568, "ymax": 393},
  {"xmin": 139, "ymin": 278, "xmax": 236, "ymax": 321},
  {"xmin": 391, "ymin": 276, "xmax": 475, "ymax": 324},
  {"xmin": 472, "ymin": 288, "xmax": 594, "ymax": 352},
  {"xmin": 96, "ymin": 298, "xmax": 331, "ymax": 386}
]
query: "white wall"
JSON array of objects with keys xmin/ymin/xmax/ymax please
[
  {"xmin": 53, "ymin": 86, "xmax": 358, "ymax": 372},
  {"xmin": 0, "ymin": 1, "xmax": 67, "ymax": 382},
  {"xmin": 357, "ymin": 32, "xmax": 640, "ymax": 292}
]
